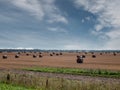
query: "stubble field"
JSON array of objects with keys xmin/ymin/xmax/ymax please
[
  {"xmin": 0, "ymin": 52, "xmax": 120, "ymax": 70},
  {"xmin": 0, "ymin": 51, "xmax": 120, "ymax": 90}
]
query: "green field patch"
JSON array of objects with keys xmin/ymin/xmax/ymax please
[
  {"xmin": 0, "ymin": 83, "xmax": 34, "ymax": 90},
  {"xmin": 24, "ymin": 67, "xmax": 120, "ymax": 78}
]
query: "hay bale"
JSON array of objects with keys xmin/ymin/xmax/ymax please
[
  {"xmin": 92, "ymin": 55, "xmax": 96, "ymax": 58},
  {"xmin": 26, "ymin": 53, "xmax": 29, "ymax": 56},
  {"xmin": 60, "ymin": 52, "xmax": 63, "ymax": 55},
  {"xmin": 56, "ymin": 53, "xmax": 59, "ymax": 56},
  {"xmin": 113, "ymin": 53, "xmax": 116, "ymax": 56},
  {"xmin": 82, "ymin": 55, "xmax": 86, "ymax": 58},
  {"xmin": 33, "ymin": 55, "xmax": 37, "ymax": 58},
  {"xmin": 15, "ymin": 54, "xmax": 19, "ymax": 58},
  {"xmin": 3, "ymin": 55, "xmax": 7, "ymax": 59},
  {"xmin": 39, "ymin": 55, "xmax": 43, "ymax": 58},
  {"xmin": 76, "ymin": 55, "xmax": 83, "ymax": 63},
  {"xmin": 100, "ymin": 53, "xmax": 102, "ymax": 55},
  {"xmin": 50, "ymin": 54, "xmax": 53, "ymax": 56},
  {"xmin": 39, "ymin": 52, "xmax": 42, "ymax": 54}
]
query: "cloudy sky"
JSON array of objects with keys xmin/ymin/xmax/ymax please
[{"xmin": 0, "ymin": 0, "xmax": 120, "ymax": 50}]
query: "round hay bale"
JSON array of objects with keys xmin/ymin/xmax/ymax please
[
  {"xmin": 113, "ymin": 53, "xmax": 116, "ymax": 56},
  {"xmin": 76, "ymin": 56, "xmax": 83, "ymax": 63},
  {"xmin": 26, "ymin": 53, "xmax": 29, "ymax": 56},
  {"xmin": 100, "ymin": 53, "xmax": 102, "ymax": 55},
  {"xmin": 15, "ymin": 54, "xmax": 19, "ymax": 58},
  {"xmin": 33, "ymin": 55, "xmax": 37, "ymax": 58},
  {"xmin": 50, "ymin": 54, "xmax": 53, "ymax": 56},
  {"xmin": 60, "ymin": 52, "xmax": 63, "ymax": 55},
  {"xmin": 92, "ymin": 55, "xmax": 96, "ymax": 58},
  {"xmin": 82, "ymin": 55, "xmax": 86, "ymax": 58},
  {"xmin": 52, "ymin": 52, "xmax": 55, "ymax": 54},
  {"xmin": 3, "ymin": 55, "xmax": 7, "ymax": 59},
  {"xmin": 56, "ymin": 53, "xmax": 59, "ymax": 56},
  {"xmin": 39, "ymin": 52, "xmax": 42, "ymax": 54},
  {"xmin": 39, "ymin": 55, "xmax": 43, "ymax": 58}
]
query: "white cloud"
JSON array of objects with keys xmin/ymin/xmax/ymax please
[
  {"xmin": 11, "ymin": 0, "xmax": 44, "ymax": 20},
  {"xmin": 9, "ymin": 0, "xmax": 68, "ymax": 24},
  {"xmin": 47, "ymin": 14, "xmax": 68, "ymax": 24},
  {"xmin": 15, "ymin": 47, "xmax": 34, "ymax": 50},
  {"xmin": 106, "ymin": 29, "xmax": 120, "ymax": 39},
  {"xmin": 74, "ymin": 0, "xmax": 120, "ymax": 49},
  {"xmin": 41, "ymin": 0, "xmax": 68, "ymax": 24},
  {"xmin": 48, "ymin": 27, "xmax": 68, "ymax": 33},
  {"xmin": 103, "ymin": 29, "xmax": 120, "ymax": 49},
  {"xmin": 74, "ymin": 0, "xmax": 120, "ymax": 30},
  {"xmin": 94, "ymin": 24, "xmax": 104, "ymax": 31}
]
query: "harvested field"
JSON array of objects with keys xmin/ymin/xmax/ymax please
[
  {"xmin": 0, "ymin": 52, "xmax": 120, "ymax": 70},
  {"xmin": 0, "ymin": 51, "xmax": 120, "ymax": 90}
]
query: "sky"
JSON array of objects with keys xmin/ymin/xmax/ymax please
[{"xmin": 0, "ymin": 0, "xmax": 120, "ymax": 50}]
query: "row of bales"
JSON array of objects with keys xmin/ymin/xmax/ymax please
[
  {"xmin": 49, "ymin": 52, "xmax": 63, "ymax": 56},
  {"xmin": 32, "ymin": 52, "xmax": 63, "ymax": 58},
  {"xmin": 76, "ymin": 54, "xmax": 96, "ymax": 59},
  {"xmin": 76, "ymin": 51, "xmax": 120, "ymax": 64},
  {"xmin": 1, "ymin": 51, "xmax": 119, "ymax": 64},
  {"xmin": 76, "ymin": 51, "xmax": 119, "ymax": 61},
  {"xmin": 78, "ymin": 51, "xmax": 120, "ymax": 55},
  {"xmin": 1, "ymin": 51, "xmax": 63, "ymax": 59},
  {"xmin": 1, "ymin": 54, "xmax": 43, "ymax": 59},
  {"xmin": 33, "ymin": 54, "xmax": 43, "ymax": 58},
  {"xmin": 2, "ymin": 54, "xmax": 20, "ymax": 59}
]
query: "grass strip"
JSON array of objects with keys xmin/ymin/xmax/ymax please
[
  {"xmin": 24, "ymin": 67, "xmax": 120, "ymax": 78},
  {"xmin": 0, "ymin": 83, "xmax": 35, "ymax": 90}
]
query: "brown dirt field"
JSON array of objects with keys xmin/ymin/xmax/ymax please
[{"xmin": 0, "ymin": 52, "xmax": 120, "ymax": 70}]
